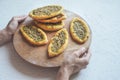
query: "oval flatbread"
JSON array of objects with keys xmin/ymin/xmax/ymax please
[
  {"xmin": 35, "ymin": 13, "xmax": 66, "ymax": 23},
  {"xmin": 20, "ymin": 25, "xmax": 48, "ymax": 46},
  {"xmin": 34, "ymin": 21, "xmax": 64, "ymax": 31},
  {"xmin": 70, "ymin": 17, "xmax": 90, "ymax": 43},
  {"xmin": 29, "ymin": 5, "xmax": 63, "ymax": 20},
  {"xmin": 48, "ymin": 28, "xmax": 68, "ymax": 57}
]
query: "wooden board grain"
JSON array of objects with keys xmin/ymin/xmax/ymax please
[{"xmin": 13, "ymin": 10, "xmax": 92, "ymax": 67}]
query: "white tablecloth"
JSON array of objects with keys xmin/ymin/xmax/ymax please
[{"xmin": 0, "ymin": 0, "xmax": 120, "ymax": 80}]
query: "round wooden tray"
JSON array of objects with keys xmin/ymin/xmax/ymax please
[{"xmin": 13, "ymin": 10, "xmax": 92, "ymax": 67}]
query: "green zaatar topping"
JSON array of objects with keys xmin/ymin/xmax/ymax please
[
  {"xmin": 73, "ymin": 20, "xmax": 86, "ymax": 39},
  {"xmin": 51, "ymin": 31, "xmax": 66, "ymax": 52},
  {"xmin": 23, "ymin": 25, "xmax": 44, "ymax": 42},
  {"xmin": 33, "ymin": 5, "xmax": 62, "ymax": 16}
]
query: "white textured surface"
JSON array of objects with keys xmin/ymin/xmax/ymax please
[{"xmin": 0, "ymin": 0, "xmax": 120, "ymax": 80}]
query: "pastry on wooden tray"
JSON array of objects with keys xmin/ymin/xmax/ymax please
[
  {"xmin": 34, "ymin": 21, "xmax": 65, "ymax": 31},
  {"xmin": 48, "ymin": 28, "xmax": 68, "ymax": 57},
  {"xmin": 70, "ymin": 17, "xmax": 90, "ymax": 43},
  {"xmin": 20, "ymin": 25, "xmax": 48, "ymax": 46},
  {"xmin": 34, "ymin": 13, "xmax": 66, "ymax": 23},
  {"xmin": 29, "ymin": 5, "xmax": 63, "ymax": 20}
]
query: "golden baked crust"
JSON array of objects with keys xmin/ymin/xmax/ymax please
[
  {"xmin": 34, "ymin": 21, "xmax": 64, "ymax": 31},
  {"xmin": 20, "ymin": 25, "xmax": 48, "ymax": 46},
  {"xmin": 48, "ymin": 28, "xmax": 68, "ymax": 57},
  {"xmin": 34, "ymin": 13, "xmax": 66, "ymax": 23},
  {"xmin": 70, "ymin": 17, "xmax": 90, "ymax": 43},
  {"xmin": 29, "ymin": 5, "xmax": 63, "ymax": 20}
]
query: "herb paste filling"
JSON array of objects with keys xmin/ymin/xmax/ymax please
[
  {"xmin": 23, "ymin": 25, "xmax": 44, "ymax": 42},
  {"xmin": 73, "ymin": 20, "xmax": 86, "ymax": 39},
  {"xmin": 33, "ymin": 6, "xmax": 62, "ymax": 16},
  {"xmin": 51, "ymin": 31, "xmax": 66, "ymax": 52}
]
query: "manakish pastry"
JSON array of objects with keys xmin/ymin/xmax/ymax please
[
  {"xmin": 20, "ymin": 25, "xmax": 48, "ymax": 46},
  {"xmin": 48, "ymin": 28, "xmax": 68, "ymax": 57},
  {"xmin": 29, "ymin": 5, "xmax": 63, "ymax": 20},
  {"xmin": 70, "ymin": 17, "xmax": 90, "ymax": 43},
  {"xmin": 34, "ymin": 13, "xmax": 66, "ymax": 23},
  {"xmin": 34, "ymin": 21, "xmax": 64, "ymax": 31}
]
